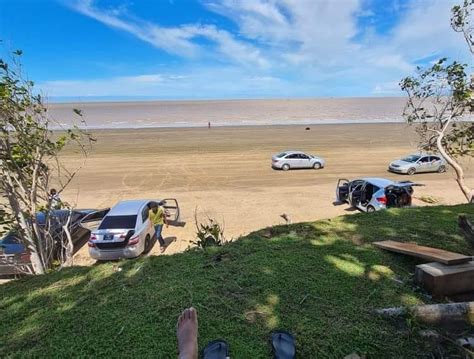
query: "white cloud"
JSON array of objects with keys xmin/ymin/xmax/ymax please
[
  {"xmin": 71, "ymin": 0, "xmax": 269, "ymax": 67},
  {"xmin": 55, "ymin": 0, "xmax": 471, "ymax": 98}
]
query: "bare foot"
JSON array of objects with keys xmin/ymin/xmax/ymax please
[{"xmin": 177, "ymin": 307, "xmax": 198, "ymax": 359}]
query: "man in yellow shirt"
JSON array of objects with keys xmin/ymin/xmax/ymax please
[{"xmin": 149, "ymin": 202, "xmax": 168, "ymax": 252}]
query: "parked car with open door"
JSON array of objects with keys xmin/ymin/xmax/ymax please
[
  {"xmin": 0, "ymin": 208, "xmax": 109, "ymax": 275},
  {"xmin": 88, "ymin": 199, "xmax": 180, "ymax": 260},
  {"xmin": 336, "ymin": 177, "xmax": 422, "ymax": 212},
  {"xmin": 388, "ymin": 153, "xmax": 447, "ymax": 175}
]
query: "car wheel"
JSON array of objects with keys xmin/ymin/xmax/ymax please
[
  {"xmin": 282, "ymin": 164, "xmax": 290, "ymax": 171},
  {"xmin": 143, "ymin": 235, "xmax": 151, "ymax": 254},
  {"xmin": 313, "ymin": 162, "xmax": 322, "ymax": 169},
  {"xmin": 438, "ymin": 165, "xmax": 446, "ymax": 173},
  {"xmin": 367, "ymin": 205, "xmax": 376, "ymax": 213},
  {"xmin": 407, "ymin": 167, "xmax": 416, "ymax": 175}
]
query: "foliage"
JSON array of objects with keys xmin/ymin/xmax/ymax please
[
  {"xmin": 452, "ymin": 0, "xmax": 474, "ymax": 53},
  {"xmin": 0, "ymin": 50, "xmax": 94, "ymax": 273},
  {"xmin": 193, "ymin": 210, "xmax": 227, "ymax": 248},
  {"xmin": 1, "ymin": 204, "xmax": 473, "ymax": 357},
  {"xmin": 400, "ymin": 58, "xmax": 473, "ymax": 157},
  {"xmin": 399, "ymin": 2, "xmax": 474, "ymax": 203}
]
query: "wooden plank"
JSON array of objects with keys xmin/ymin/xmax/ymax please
[
  {"xmin": 415, "ymin": 261, "xmax": 474, "ymax": 296},
  {"xmin": 373, "ymin": 240, "xmax": 471, "ymax": 265}
]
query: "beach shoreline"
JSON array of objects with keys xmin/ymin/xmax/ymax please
[{"xmin": 48, "ymin": 97, "xmax": 409, "ymax": 129}]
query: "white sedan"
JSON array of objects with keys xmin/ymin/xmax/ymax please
[{"xmin": 272, "ymin": 150, "xmax": 325, "ymax": 171}]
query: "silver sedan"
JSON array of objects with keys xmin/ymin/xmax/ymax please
[
  {"xmin": 388, "ymin": 154, "xmax": 447, "ymax": 175},
  {"xmin": 272, "ymin": 150, "xmax": 325, "ymax": 171}
]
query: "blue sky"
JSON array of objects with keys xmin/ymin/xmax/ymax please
[{"xmin": 0, "ymin": 0, "xmax": 470, "ymax": 100}]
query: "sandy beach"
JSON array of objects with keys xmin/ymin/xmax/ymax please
[{"xmin": 59, "ymin": 123, "xmax": 474, "ymax": 265}]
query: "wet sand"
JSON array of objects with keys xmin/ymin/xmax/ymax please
[{"xmin": 59, "ymin": 124, "xmax": 474, "ymax": 265}]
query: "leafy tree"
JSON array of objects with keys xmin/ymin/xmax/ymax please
[
  {"xmin": 400, "ymin": 1, "xmax": 474, "ymax": 203},
  {"xmin": 0, "ymin": 50, "xmax": 94, "ymax": 274},
  {"xmin": 452, "ymin": 0, "xmax": 474, "ymax": 54}
]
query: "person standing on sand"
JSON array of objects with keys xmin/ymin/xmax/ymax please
[{"xmin": 149, "ymin": 202, "xmax": 168, "ymax": 253}]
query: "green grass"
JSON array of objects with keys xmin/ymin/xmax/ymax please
[{"xmin": 1, "ymin": 204, "xmax": 473, "ymax": 358}]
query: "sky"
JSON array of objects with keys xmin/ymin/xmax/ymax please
[{"xmin": 0, "ymin": 0, "xmax": 471, "ymax": 101}]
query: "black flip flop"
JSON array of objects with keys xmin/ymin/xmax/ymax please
[
  {"xmin": 271, "ymin": 330, "xmax": 296, "ymax": 359},
  {"xmin": 202, "ymin": 339, "xmax": 230, "ymax": 359}
]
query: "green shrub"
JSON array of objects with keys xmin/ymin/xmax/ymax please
[{"xmin": 193, "ymin": 211, "xmax": 226, "ymax": 248}]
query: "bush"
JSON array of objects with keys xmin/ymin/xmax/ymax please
[{"xmin": 193, "ymin": 210, "xmax": 226, "ymax": 249}]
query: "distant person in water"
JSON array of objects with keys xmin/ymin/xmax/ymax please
[
  {"xmin": 208, "ymin": 121, "xmax": 211, "ymax": 129},
  {"xmin": 48, "ymin": 189, "xmax": 62, "ymax": 209},
  {"xmin": 149, "ymin": 202, "xmax": 168, "ymax": 252}
]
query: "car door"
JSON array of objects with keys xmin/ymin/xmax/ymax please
[
  {"xmin": 417, "ymin": 156, "xmax": 431, "ymax": 172},
  {"xmin": 336, "ymin": 179, "xmax": 350, "ymax": 203},
  {"xmin": 141, "ymin": 203, "xmax": 154, "ymax": 237},
  {"xmin": 132, "ymin": 204, "xmax": 151, "ymax": 246},
  {"xmin": 428, "ymin": 156, "xmax": 441, "ymax": 172},
  {"xmin": 349, "ymin": 180, "xmax": 365, "ymax": 208},
  {"xmin": 386, "ymin": 182, "xmax": 424, "ymax": 207},
  {"xmin": 162, "ymin": 199, "xmax": 181, "ymax": 226},
  {"xmin": 298, "ymin": 153, "xmax": 312, "ymax": 168},
  {"xmin": 285, "ymin": 154, "xmax": 300, "ymax": 168},
  {"xmin": 80, "ymin": 208, "xmax": 111, "ymax": 232}
]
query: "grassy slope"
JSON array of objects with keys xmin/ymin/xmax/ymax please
[{"xmin": 1, "ymin": 204, "xmax": 473, "ymax": 358}]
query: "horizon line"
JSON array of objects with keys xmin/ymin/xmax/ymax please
[{"xmin": 47, "ymin": 95, "xmax": 406, "ymax": 105}]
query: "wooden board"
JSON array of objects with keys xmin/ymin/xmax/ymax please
[
  {"xmin": 415, "ymin": 261, "xmax": 474, "ymax": 296},
  {"xmin": 373, "ymin": 240, "xmax": 471, "ymax": 265}
]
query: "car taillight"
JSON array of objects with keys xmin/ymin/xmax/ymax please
[
  {"xmin": 20, "ymin": 252, "xmax": 31, "ymax": 262},
  {"xmin": 376, "ymin": 196, "xmax": 387, "ymax": 204},
  {"xmin": 128, "ymin": 236, "xmax": 139, "ymax": 245},
  {"xmin": 88, "ymin": 234, "xmax": 97, "ymax": 248}
]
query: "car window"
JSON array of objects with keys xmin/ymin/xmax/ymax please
[
  {"xmin": 98, "ymin": 215, "xmax": 137, "ymax": 230},
  {"xmin": 419, "ymin": 156, "xmax": 430, "ymax": 163},
  {"xmin": 287, "ymin": 154, "xmax": 299, "ymax": 159},
  {"xmin": 1, "ymin": 235, "xmax": 20, "ymax": 244},
  {"xmin": 430, "ymin": 156, "xmax": 440, "ymax": 161},
  {"xmin": 402, "ymin": 155, "xmax": 420, "ymax": 163},
  {"xmin": 276, "ymin": 152, "xmax": 287, "ymax": 158},
  {"xmin": 350, "ymin": 181, "xmax": 364, "ymax": 191},
  {"xmin": 299, "ymin": 154, "xmax": 309, "ymax": 159},
  {"xmin": 141, "ymin": 205, "xmax": 150, "ymax": 223}
]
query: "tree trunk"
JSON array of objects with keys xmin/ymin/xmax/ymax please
[
  {"xmin": 61, "ymin": 210, "xmax": 74, "ymax": 267},
  {"xmin": 376, "ymin": 301, "xmax": 474, "ymax": 326},
  {"xmin": 436, "ymin": 126, "xmax": 473, "ymax": 203},
  {"xmin": 29, "ymin": 250, "xmax": 45, "ymax": 275},
  {"xmin": 14, "ymin": 203, "xmax": 46, "ymax": 275}
]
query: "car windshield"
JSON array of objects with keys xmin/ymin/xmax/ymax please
[
  {"xmin": 276, "ymin": 152, "xmax": 287, "ymax": 158},
  {"xmin": 401, "ymin": 155, "xmax": 421, "ymax": 163},
  {"xmin": 98, "ymin": 215, "xmax": 137, "ymax": 230}
]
